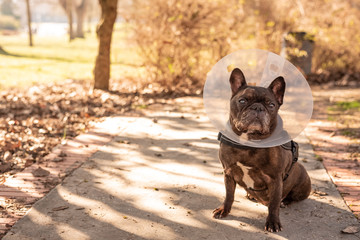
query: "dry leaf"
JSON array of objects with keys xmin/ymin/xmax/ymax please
[
  {"xmin": 0, "ymin": 176, "xmax": 6, "ymax": 185},
  {"xmin": 312, "ymin": 190, "xmax": 328, "ymax": 197},
  {"xmin": 32, "ymin": 167, "xmax": 50, "ymax": 177},
  {"xmin": 52, "ymin": 206, "xmax": 69, "ymax": 211},
  {"xmin": 3, "ymin": 151, "xmax": 12, "ymax": 161},
  {"xmin": 341, "ymin": 226, "xmax": 360, "ymax": 234},
  {"xmin": 0, "ymin": 163, "xmax": 12, "ymax": 173},
  {"xmin": 52, "ymin": 157, "xmax": 64, "ymax": 162},
  {"xmin": 25, "ymin": 159, "xmax": 33, "ymax": 167}
]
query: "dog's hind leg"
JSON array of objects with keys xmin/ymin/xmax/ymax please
[{"xmin": 283, "ymin": 165, "xmax": 311, "ymax": 205}]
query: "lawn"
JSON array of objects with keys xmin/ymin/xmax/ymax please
[{"xmin": 0, "ymin": 23, "xmax": 142, "ymax": 90}]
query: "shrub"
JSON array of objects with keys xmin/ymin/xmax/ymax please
[
  {"xmin": 0, "ymin": 14, "xmax": 19, "ymax": 30},
  {"xmin": 125, "ymin": 0, "xmax": 360, "ymax": 93},
  {"xmin": 125, "ymin": 0, "xmax": 242, "ymax": 93}
]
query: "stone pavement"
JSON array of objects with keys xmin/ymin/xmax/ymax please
[
  {"xmin": 306, "ymin": 121, "xmax": 360, "ymax": 220},
  {"xmin": 3, "ymin": 97, "xmax": 360, "ymax": 239}
]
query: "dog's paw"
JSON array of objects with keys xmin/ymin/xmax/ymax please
[
  {"xmin": 265, "ymin": 217, "xmax": 282, "ymax": 232},
  {"xmin": 246, "ymin": 193, "xmax": 257, "ymax": 202},
  {"xmin": 212, "ymin": 206, "xmax": 230, "ymax": 219}
]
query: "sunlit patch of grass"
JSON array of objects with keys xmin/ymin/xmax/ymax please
[
  {"xmin": 327, "ymin": 115, "xmax": 335, "ymax": 121},
  {"xmin": 327, "ymin": 100, "xmax": 360, "ymax": 123},
  {"xmin": 328, "ymin": 101, "xmax": 360, "ymax": 112},
  {"xmin": 325, "ymin": 99, "xmax": 360, "ymax": 139},
  {"xmin": 336, "ymin": 101, "xmax": 360, "ymax": 110},
  {"xmin": 342, "ymin": 129, "xmax": 355, "ymax": 137},
  {"xmin": 341, "ymin": 128, "xmax": 360, "ymax": 139},
  {"xmin": 0, "ymin": 23, "xmax": 143, "ymax": 90}
]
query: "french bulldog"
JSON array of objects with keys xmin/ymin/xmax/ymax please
[{"xmin": 213, "ymin": 68, "xmax": 311, "ymax": 232}]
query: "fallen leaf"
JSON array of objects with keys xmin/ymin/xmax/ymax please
[
  {"xmin": 25, "ymin": 159, "xmax": 33, "ymax": 167},
  {"xmin": 3, "ymin": 151, "xmax": 12, "ymax": 161},
  {"xmin": 52, "ymin": 157, "xmax": 64, "ymax": 162},
  {"xmin": 0, "ymin": 176, "xmax": 6, "ymax": 184},
  {"xmin": 32, "ymin": 167, "xmax": 50, "ymax": 177},
  {"xmin": 52, "ymin": 206, "xmax": 69, "ymax": 211},
  {"xmin": 59, "ymin": 151, "xmax": 67, "ymax": 157},
  {"xmin": 4, "ymin": 141, "xmax": 21, "ymax": 152},
  {"xmin": 0, "ymin": 163, "xmax": 12, "ymax": 173},
  {"xmin": 312, "ymin": 189, "xmax": 328, "ymax": 197},
  {"xmin": 341, "ymin": 226, "xmax": 360, "ymax": 234}
]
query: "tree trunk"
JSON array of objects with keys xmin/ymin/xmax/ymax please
[
  {"xmin": 25, "ymin": 0, "xmax": 33, "ymax": 47},
  {"xmin": 75, "ymin": 0, "xmax": 88, "ymax": 38},
  {"xmin": 66, "ymin": 0, "xmax": 74, "ymax": 41},
  {"xmin": 93, "ymin": 0, "xmax": 118, "ymax": 90},
  {"xmin": 59, "ymin": 0, "xmax": 76, "ymax": 41}
]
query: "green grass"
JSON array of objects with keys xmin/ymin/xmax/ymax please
[
  {"xmin": 0, "ymin": 23, "xmax": 143, "ymax": 90},
  {"xmin": 328, "ymin": 100, "xmax": 360, "ymax": 111},
  {"xmin": 336, "ymin": 101, "xmax": 360, "ymax": 110}
]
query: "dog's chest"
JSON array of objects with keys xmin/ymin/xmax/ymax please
[{"xmin": 236, "ymin": 162, "xmax": 255, "ymax": 188}]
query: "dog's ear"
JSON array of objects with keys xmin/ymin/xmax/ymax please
[
  {"xmin": 268, "ymin": 76, "xmax": 286, "ymax": 106},
  {"xmin": 229, "ymin": 68, "xmax": 247, "ymax": 95}
]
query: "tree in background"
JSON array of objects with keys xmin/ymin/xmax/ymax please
[
  {"xmin": 58, "ymin": 0, "xmax": 74, "ymax": 41},
  {"xmin": 0, "ymin": 0, "xmax": 20, "ymax": 31},
  {"xmin": 75, "ymin": 0, "xmax": 88, "ymax": 38},
  {"xmin": 93, "ymin": 0, "xmax": 118, "ymax": 90},
  {"xmin": 59, "ymin": 0, "xmax": 89, "ymax": 40},
  {"xmin": 0, "ymin": 0, "xmax": 15, "ymax": 16},
  {"xmin": 25, "ymin": 0, "xmax": 33, "ymax": 46}
]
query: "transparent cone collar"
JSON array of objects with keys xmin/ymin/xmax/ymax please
[{"xmin": 203, "ymin": 49, "xmax": 313, "ymax": 148}]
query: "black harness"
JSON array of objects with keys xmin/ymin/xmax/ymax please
[{"xmin": 217, "ymin": 132, "xmax": 299, "ymax": 191}]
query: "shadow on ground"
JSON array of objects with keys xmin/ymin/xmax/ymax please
[{"xmin": 4, "ymin": 97, "xmax": 360, "ymax": 240}]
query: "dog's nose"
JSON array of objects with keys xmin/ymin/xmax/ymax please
[{"xmin": 250, "ymin": 103, "xmax": 265, "ymax": 112}]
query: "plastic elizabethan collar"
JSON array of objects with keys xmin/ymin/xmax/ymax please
[{"xmin": 203, "ymin": 49, "xmax": 313, "ymax": 148}]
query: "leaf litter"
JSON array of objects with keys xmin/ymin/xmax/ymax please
[
  {"xmin": 0, "ymin": 79, "xmax": 137, "ymax": 178},
  {"xmin": 0, "ymin": 79, "xmax": 198, "ymax": 238}
]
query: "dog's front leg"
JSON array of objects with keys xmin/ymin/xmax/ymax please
[
  {"xmin": 213, "ymin": 173, "xmax": 236, "ymax": 219},
  {"xmin": 265, "ymin": 177, "xmax": 283, "ymax": 232}
]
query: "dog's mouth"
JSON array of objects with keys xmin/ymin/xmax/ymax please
[{"xmin": 232, "ymin": 113, "xmax": 271, "ymax": 140}]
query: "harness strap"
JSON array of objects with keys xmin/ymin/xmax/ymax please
[
  {"xmin": 217, "ymin": 132, "xmax": 298, "ymax": 191},
  {"xmin": 283, "ymin": 141, "xmax": 298, "ymax": 181}
]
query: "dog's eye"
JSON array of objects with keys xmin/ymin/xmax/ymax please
[
  {"xmin": 268, "ymin": 102, "xmax": 275, "ymax": 108},
  {"xmin": 239, "ymin": 99, "xmax": 247, "ymax": 104}
]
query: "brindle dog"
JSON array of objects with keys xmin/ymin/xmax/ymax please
[{"xmin": 212, "ymin": 68, "xmax": 311, "ymax": 232}]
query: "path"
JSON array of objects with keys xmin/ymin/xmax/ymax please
[
  {"xmin": 305, "ymin": 87, "xmax": 360, "ymax": 219},
  {"xmin": 3, "ymin": 97, "xmax": 360, "ymax": 239}
]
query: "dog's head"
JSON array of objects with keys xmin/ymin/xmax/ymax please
[{"xmin": 228, "ymin": 68, "xmax": 286, "ymax": 140}]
